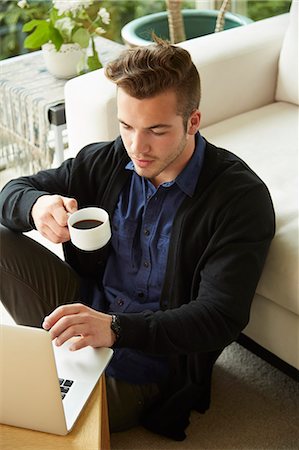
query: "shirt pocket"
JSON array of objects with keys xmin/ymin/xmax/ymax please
[{"xmin": 111, "ymin": 217, "xmax": 139, "ymax": 266}]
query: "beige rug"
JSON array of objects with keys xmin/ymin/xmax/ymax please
[{"xmin": 111, "ymin": 342, "xmax": 298, "ymax": 450}]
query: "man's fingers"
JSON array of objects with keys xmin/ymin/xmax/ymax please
[
  {"xmin": 52, "ymin": 197, "xmax": 77, "ymax": 227},
  {"xmin": 54, "ymin": 323, "xmax": 86, "ymax": 347},
  {"xmin": 32, "ymin": 195, "xmax": 77, "ymax": 240},
  {"xmin": 42, "ymin": 304, "xmax": 114, "ymax": 349},
  {"xmin": 69, "ymin": 336, "xmax": 89, "ymax": 351},
  {"xmin": 37, "ymin": 217, "xmax": 70, "ymax": 243},
  {"xmin": 63, "ymin": 197, "xmax": 78, "ymax": 214},
  {"xmin": 52, "ymin": 206, "xmax": 70, "ymax": 227},
  {"xmin": 43, "ymin": 303, "xmax": 85, "ymax": 330}
]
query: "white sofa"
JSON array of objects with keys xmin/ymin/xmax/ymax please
[{"xmin": 65, "ymin": 1, "xmax": 298, "ymax": 372}]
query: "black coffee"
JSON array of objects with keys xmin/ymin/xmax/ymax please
[{"xmin": 72, "ymin": 219, "xmax": 103, "ymax": 230}]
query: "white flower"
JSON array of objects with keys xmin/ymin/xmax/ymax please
[
  {"xmin": 53, "ymin": 0, "xmax": 93, "ymax": 16},
  {"xmin": 17, "ymin": 0, "xmax": 28, "ymax": 8},
  {"xmin": 55, "ymin": 17, "xmax": 76, "ymax": 41},
  {"xmin": 95, "ymin": 27, "xmax": 106, "ymax": 35},
  {"xmin": 98, "ymin": 8, "xmax": 110, "ymax": 25}
]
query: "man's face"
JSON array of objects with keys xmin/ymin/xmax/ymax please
[{"xmin": 117, "ymin": 88, "xmax": 200, "ymax": 187}]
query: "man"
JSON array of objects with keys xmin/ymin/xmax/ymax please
[{"xmin": 0, "ymin": 38, "xmax": 275, "ymax": 440}]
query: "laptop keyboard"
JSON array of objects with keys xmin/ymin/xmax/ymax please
[{"xmin": 59, "ymin": 378, "xmax": 74, "ymax": 400}]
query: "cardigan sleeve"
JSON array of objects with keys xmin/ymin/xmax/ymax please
[
  {"xmin": 0, "ymin": 140, "xmax": 120, "ymax": 231},
  {"xmin": 0, "ymin": 158, "xmax": 74, "ymax": 231}
]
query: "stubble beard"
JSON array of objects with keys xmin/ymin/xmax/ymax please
[{"xmin": 134, "ymin": 132, "xmax": 188, "ymax": 184}]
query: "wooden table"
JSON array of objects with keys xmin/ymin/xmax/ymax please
[{"xmin": 0, "ymin": 376, "xmax": 110, "ymax": 450}]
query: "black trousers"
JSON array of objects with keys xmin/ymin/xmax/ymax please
[
  {"xmin": 0, "ymin": 225, "xmax": 161, "ymax": 432},
  {"xmin": 0, "ymin": 225, "xmax": 81, "ymax": 326}
]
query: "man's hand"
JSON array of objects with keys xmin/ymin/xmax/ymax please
[
  {"xmin": 42, "ymin": 304, "xmax": 116, "ymax": 351},
  {"xmin": 31, "ymin": 194, "xmax": 78, "ymax": 243}
]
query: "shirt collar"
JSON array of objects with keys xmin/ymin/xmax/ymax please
[
  {"xmin": 126, "ymin": 160, "xmax": 135, "ymax": 170},
  {"xmin": 125, "ymin": 131, "xmax": 206, "ymax": 197}
]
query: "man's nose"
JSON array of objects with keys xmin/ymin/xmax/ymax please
[{"xmin": 131, "ymin": 131, "xmax": 149, "ymax": 155}]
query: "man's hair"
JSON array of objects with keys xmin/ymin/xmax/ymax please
[{"xmin": 105, "ymin": 37, "xmax": 201, "ymax": 129}]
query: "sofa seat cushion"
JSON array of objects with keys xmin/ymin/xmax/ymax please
[{"xmin": 201, "ymin": 101, "xmax": 298, "ymax": 316}]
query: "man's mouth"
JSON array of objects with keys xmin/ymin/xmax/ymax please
[{"xmin": 134, "ymin": 158, "xmax": 154, "ymax": 168}]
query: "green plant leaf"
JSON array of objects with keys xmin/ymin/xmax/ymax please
[
  {"xmin": 87, "ymin": 53, "xmax": 102, "ymax": 71},
  {"xmin": 23, "ymin": 21, "xmax": 50, "ymax": 49},
  {"xmin": 22, "ymin": 19, "xmax": 44, "ymax": 32},
  {"xmin": 50, "ymin": 7, "xmax": 59, "ymax": 24},
  {"xmin": 49, "ymin": 25, "xmax": 64, "ymax": 50},
  {"xmin": 72, "ymin": 28, "xmax": 90, "ymax": 48}
]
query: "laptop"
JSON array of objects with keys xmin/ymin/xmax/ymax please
[{"xmin": 0, "ymin": 324, "xmax": 113, "ymax": 435}]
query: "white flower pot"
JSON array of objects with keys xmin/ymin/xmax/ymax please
[{"xmin": 42, "ymin": 43, "xmax": 86, "ymax": 79}]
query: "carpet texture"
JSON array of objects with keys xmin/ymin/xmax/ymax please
[{"xmin": 111, "ymin": 342, "xmax": 298, "ymax": 450}]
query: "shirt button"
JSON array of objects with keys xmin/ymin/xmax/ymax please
[
  {"xmin": 144, "ymin": 228, "xmax": 150, "ymax": 236},
  {"xmin": 143, "ymin": 261, "xmax": 150, "ymax": 268},
  {"xmin": 117, "ymin": 299, "xmax": 124, "ymax": 306}
]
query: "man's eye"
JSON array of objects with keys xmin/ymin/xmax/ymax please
[
  {"xmin": 151, "ymin": 130, "xmax": 166, "ymax": 136},
  {"xmin": 121, "ymin": 123, "xmax": 131, "ymax": 130}
]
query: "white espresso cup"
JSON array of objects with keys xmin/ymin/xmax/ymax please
[{"xmin": 67, "ymin": 207, "xmax": 111, "ymax": 251}]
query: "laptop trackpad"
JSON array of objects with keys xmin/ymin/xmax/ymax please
[{"xmin": 53, "ymin": 339, "xmax": 113, "ymax": 431}]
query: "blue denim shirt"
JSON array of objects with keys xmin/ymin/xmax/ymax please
[{"xmin": 87, "ymin": 133, "xmax": 205, "ymax": 383}]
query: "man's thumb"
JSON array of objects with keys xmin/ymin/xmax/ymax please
[{"xmin": 63, "ymin": 197, "xmax": 78, "ymax": 214}]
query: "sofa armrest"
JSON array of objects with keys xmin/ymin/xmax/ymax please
[{"xmin": 178, "ymin": 13, "xmax": 289, "ymax": 128}]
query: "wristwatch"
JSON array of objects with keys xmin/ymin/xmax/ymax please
[{"xmin": 110, "ymin": 314, "xmax": 121, "ymax": 344}]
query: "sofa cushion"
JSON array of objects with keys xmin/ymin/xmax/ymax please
[
  {"xmin": 275, "ymin": 0, "xmax": 299, "ymax": 105},
  {"xmin": 201, "ymin": 101, "xmax": 298, "ymax": 316}
]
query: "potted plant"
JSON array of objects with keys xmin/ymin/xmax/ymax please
[
  {"xmin": 121, "ymin": 0, "xmax": 252, "ymax": 47},
  {"xmin": 18, "ymin": 0, "xmax": 111, "ymax": 78}
]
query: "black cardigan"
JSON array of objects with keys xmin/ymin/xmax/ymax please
[{"xmin": 0, "ymin": 136, "xmax": 275, "ymax": 440}]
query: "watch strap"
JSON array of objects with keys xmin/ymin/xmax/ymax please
[{"xmin": 110, "ymin": 314, "xmax": 121, "ymax": 344}]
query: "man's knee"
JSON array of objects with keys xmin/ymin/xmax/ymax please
[
  {"xmin": 0, "ymin": 225, "xmax": 24, "ymax": 262},
  {"xmin": 0, "ymin": 223, "xmax": 19, "ymax": 244}
]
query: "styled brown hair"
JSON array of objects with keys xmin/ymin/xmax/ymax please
[{"xmin": 105, "ymin": 36, "xmax": 201, "ymax": 129}]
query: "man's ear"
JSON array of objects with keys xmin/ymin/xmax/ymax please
[{"xmin": 188, "ymin": 110, "xmax": 201, "ymax": 135}]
